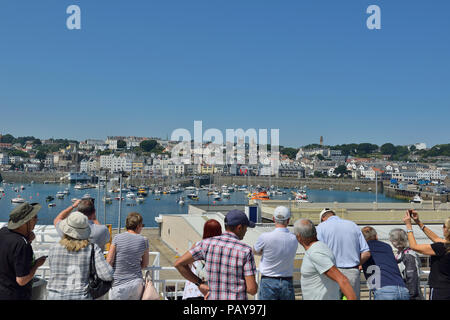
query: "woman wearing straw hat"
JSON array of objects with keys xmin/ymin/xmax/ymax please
[
  {"xmin": 0, "ymin": 202, "xmax": 46, "ymax": 300},
  {"xmin": 46, "ymin": 212, "xmax": 113, "ymax": 300}
]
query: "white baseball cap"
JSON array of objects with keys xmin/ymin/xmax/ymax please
[
  {"xmin": 273, "ymin": 206, "xmax": 291, "ymax": 221},
  {"xmin": 319, "ymin": 208, "xmax": 335, "ymax": 223}
]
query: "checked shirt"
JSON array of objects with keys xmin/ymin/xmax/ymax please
[
  {"xmin": 46, "ymin": 242, "xmax": 113, "ymax": 300},
  {"xmin": 189, "ymin": 231, "xmax": 257, "ymax": 300}
]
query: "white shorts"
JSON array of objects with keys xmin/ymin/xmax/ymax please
[{"xmin": 109, "ymin": 278, "xmax": 144, "ymax": 300}]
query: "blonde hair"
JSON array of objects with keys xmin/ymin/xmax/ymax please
[
  {"xmin": 60, "ymin": 234, "xmax": 90, "ymax": 252},
  {"xmin": 361, "ymin": 226, "xmax": 377, "ymax": 241}
]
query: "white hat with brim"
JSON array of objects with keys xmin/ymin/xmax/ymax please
[
  {"xmin": 59, "ymin": 211, "xmax": 91, "ymax": 240},
  {"xmin": 273, "ymin": 206, "xmax": 291, "ymax": 221},
  {"xmin": 319, "ymin": 208, "xmax": 335, "ymax": 223}
]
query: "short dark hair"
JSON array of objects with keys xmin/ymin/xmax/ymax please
[{"xmin": 78, "ymin": 199, "xmax": 96, "ymax": 217}]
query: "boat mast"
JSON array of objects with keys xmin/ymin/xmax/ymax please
[
  {"xmin": 104, "ymin": 170, "xmax": 107, "ymax": 224},
  {"xmin": 118, "ymin": 172, "xmax": 123, "ymax": 233}
]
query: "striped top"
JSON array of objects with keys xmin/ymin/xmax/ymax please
[{"xmin": 111, "ymin": 232, "xmax": 149, "ymax": 287}]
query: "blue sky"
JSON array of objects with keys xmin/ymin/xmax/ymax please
[{"xmin": 0, "ymin": 0, "xmax": 449, "ymax": 148}]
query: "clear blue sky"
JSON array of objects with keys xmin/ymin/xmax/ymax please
[{"xmin": 1, "ymin": 0, "xmax": 449, "ymax": 148}]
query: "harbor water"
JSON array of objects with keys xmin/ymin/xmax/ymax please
[{"xmin": 0, "ymin": 183, "xmax": 406, "ymax": 229}]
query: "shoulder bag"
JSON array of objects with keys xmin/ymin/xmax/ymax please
[
  {"xmin": 141, "ymin": 270, "xmax": 160, "ymax": 300},
  {"xmin": 88, "ymin": 243, "xmax": 112, "ymax": 299}
]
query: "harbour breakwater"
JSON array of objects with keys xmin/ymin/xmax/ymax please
[
  {"xmin": 0, "ymin": 171, "xmax": 65, "ymax": 184},
  {"xmin": 213, "ymin": 175, "xmax": 384, "ymax": 193},
  {"xmin": 0, "ymin": 171, "xmax": 208, "ymax": 187},
  {"xmin": 384, "ymin": 186, "xmax": 449, "ymax": 203}
]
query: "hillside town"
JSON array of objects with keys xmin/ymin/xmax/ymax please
[{"xmin": 0, "ymin": 134, "xmax": 449, "ymax": 188}]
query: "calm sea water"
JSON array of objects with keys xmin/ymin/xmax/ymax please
[{"xmin": 0, "ymin": 183, "xmax": 405, "ymax": 228}]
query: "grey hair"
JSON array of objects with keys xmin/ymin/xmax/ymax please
[
  {"xmin": 274, "ymin": 218, "xmax": 289, "ymax": 225},
  {"xmin": 293, "ymin": 219, "xmax": 317, "ymax": 239},
  {"xmin": 389, "ymin": 228, "xmax": 408, "ymax": 250}
]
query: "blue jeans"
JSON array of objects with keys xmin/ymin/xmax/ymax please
[
  {"xmin": 258, "ymin": 277, "xmax": 295, "ymax": 300},
  {"xmin": 373, "ymin": 286, "xmax": 410, "ymax": 300}
]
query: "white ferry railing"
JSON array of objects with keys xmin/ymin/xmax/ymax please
[{"xmin": 31, "ymin": 241, "xmax": 433, "ymax": 300}]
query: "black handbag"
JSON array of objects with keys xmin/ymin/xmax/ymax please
[{"xmin": 88, "ymin": 243, "xmax": 112, "ymax": 299}]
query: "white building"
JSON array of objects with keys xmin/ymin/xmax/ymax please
[
  {"xmin": 9, "ymin": 156, "xmax": 23, "ymax": 164},
  {"xmin": 100, "ymin": 154, "xmax": 133, "ymax": 172},
  {"xmin": 44, "ymin": 155, "xmax": 54, "ymax": 168},
  {"xmin": 392, "ymin": 171, "xmax": 418, "ymax": 182},
  {"xmin": 413, "ymin": 143, "xmax": 427, "ymax": 150},
  {"xmin": 0, "ymin": 153, "xmax": 9, "ymax": 165},
  {"xmin": 80, "ymin": 158, "xmax": 100, "ymax": 173},
  {"xmin": 417, "ymin": 169, "xmax": 447, "ymax": 181}
]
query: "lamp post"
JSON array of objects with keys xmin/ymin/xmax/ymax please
[
  {"xmin": 375, "ymin": 170, "xmax": 378, "ymax": 203},
  {"xmin": 118, "ymin": 171, "xmax": 123, "ymax": 233}
]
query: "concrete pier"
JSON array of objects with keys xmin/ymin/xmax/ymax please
[{"xmin": 255, "ymin": 200, "xmax": 450, "ymax": 225}]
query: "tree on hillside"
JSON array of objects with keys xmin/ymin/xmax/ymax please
[
  {"xmin": 334, "ymin": 165, "xmax": 349, "ymax": 176},
  {"xmin": 380, "ymin": 143, "xmax": 396, "ymax": 155},
  {"xmin": 140, "ymin": 139, "xmax": 158, "ymax": 152},
  {"xmin": 117, "ymin": 140, "xmax": 126, "ymax": 149},
  {"xmin": 35, "ymin": 151, "xmax": 47, "ymax": 161},
  {"xmin": 0, "ymin": 134, "xmax": 15, "ymax": 143},
  {"xmin": 280, "ymin": 147, "xmax": 298, "ymax": 160},
  {"xmin": 356, "ymin": 143, "xmax": 379, "ymax": 155}
]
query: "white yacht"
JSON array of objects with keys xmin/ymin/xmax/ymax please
[
  {"xmin": 411, "ymin": 195, "xmax": 423, "ymax": 203},
  {"xmin": 11, "ymin": 197, "xmax": 25, "ymax": 203},
  {"xmin": 56, "ymin": 191, "xmax": 65, "ymax": 199},
  {"xmin": 126, "ymin": 192, "xmax": 136, "ymax": 199}
]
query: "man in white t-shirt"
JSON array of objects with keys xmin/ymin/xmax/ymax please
[
  {"xmin": 253, "ymin": 206, "xmax": 298, "ymax": 300},
  {"xmin": 293, "ymin": 218, "xmax": 356, "ymax": 300}
]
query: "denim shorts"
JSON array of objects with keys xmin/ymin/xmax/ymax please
[
  {"xmin": 258, "ymin": 276, "xmax": 295, "ymax": 300},
  {"xmin": 373, "ymin": 285, "xmax": 410, "ymax": 300}
]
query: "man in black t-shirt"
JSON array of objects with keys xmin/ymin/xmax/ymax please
[{"xmin": 0, "ymin": 202, "xmax": 46, "ymax": 300}]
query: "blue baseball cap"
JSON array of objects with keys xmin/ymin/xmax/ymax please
[{"xmin": 225, "ymin": 209, "xmax": 255, "ymax": 228}]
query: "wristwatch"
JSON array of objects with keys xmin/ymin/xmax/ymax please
[
  {"xmin": 195, "ymin": 279, "xmax": 204, "ymax": 287},
  {"xmin": 406, "ymin": 229, "xmax": 413, "ymax": 233}
]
